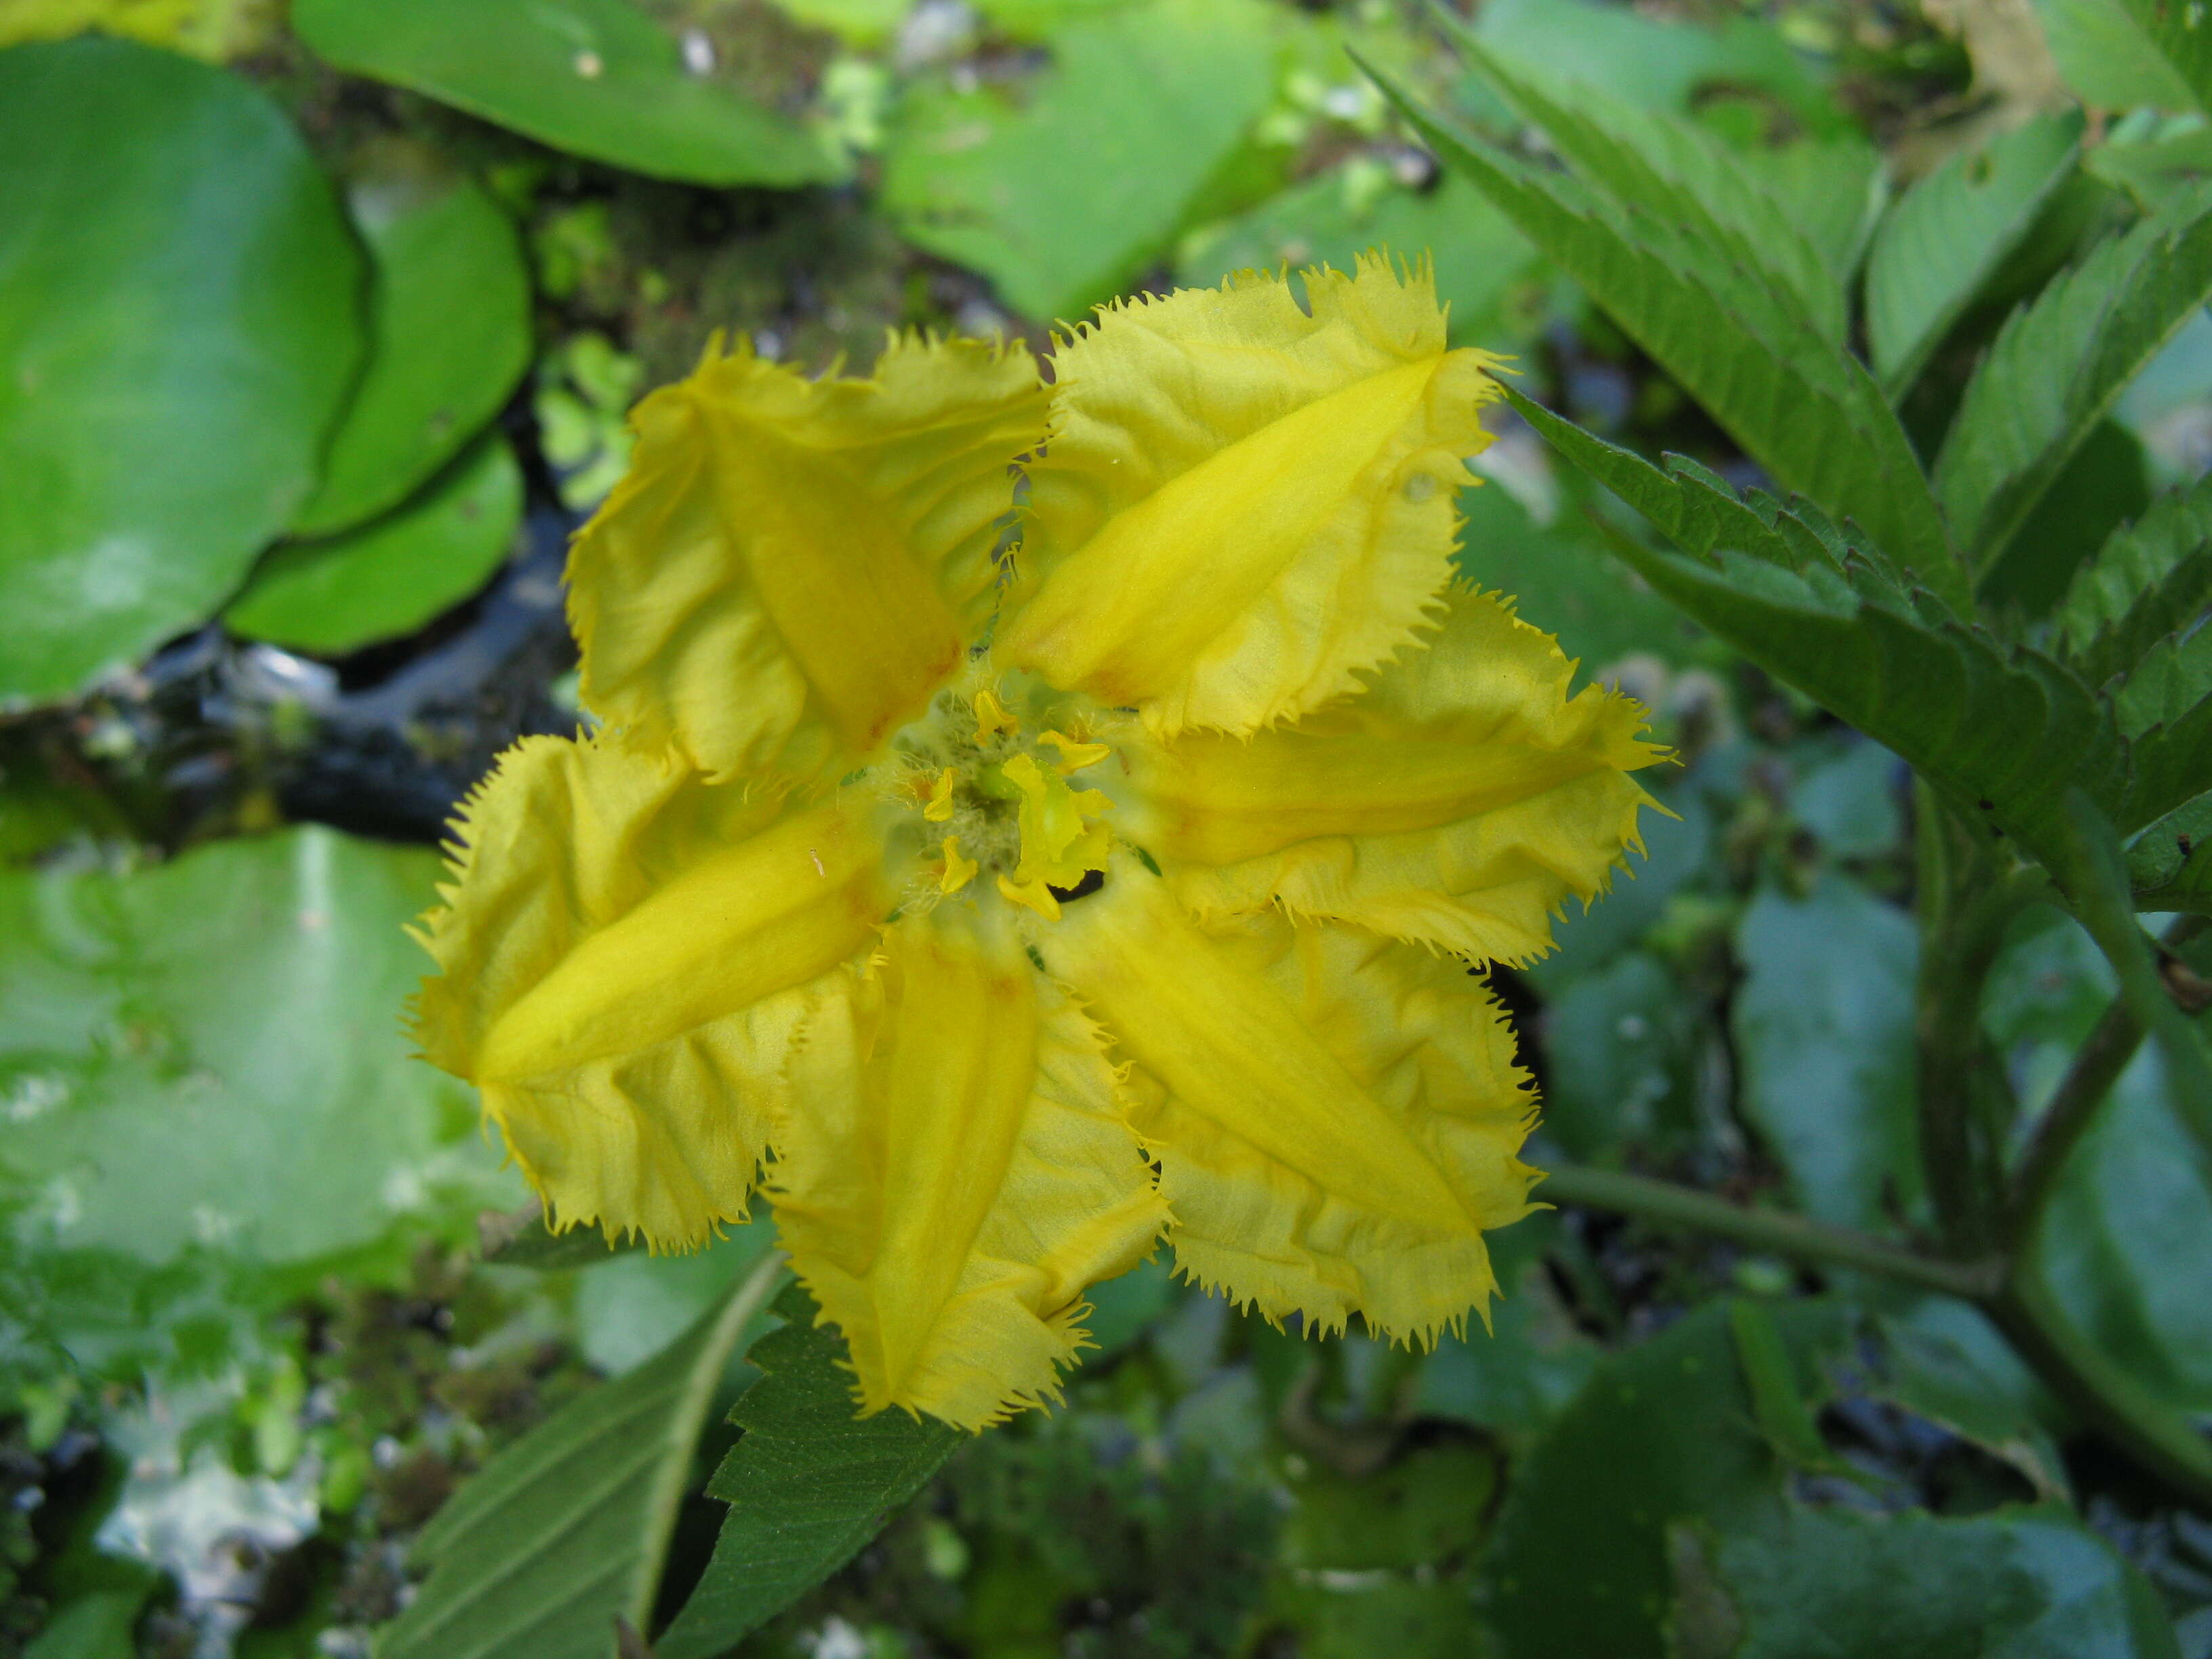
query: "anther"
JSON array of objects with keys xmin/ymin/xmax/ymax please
[{"xmin": 923, "ymin": 768, "xmax": 959, "ymax": 822}]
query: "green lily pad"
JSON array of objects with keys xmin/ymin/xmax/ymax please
[
  {"xmin": 227, "ymin": 431, "xmax": 523, "ymax": 656},
  {"xmin": 1179, "ymin": 167, "xmax": 1540, "ymax": 347},
  {"xmin": 1702, "ymin": 1504, "xmax": 2182, "ymax": 1659},
  {"xmin": 0, "ymin": 827, "xmax": 520, "ymax": 1380},
  {"xmin": 1732, "ymin": 874, "xmax": 1923, "ymax": 1233},
  {"xmin": 1479, "ymin": 1297, "xmax": 1855, "ymax": 1659},
  {"xmin": 0, "ymin": 37, "xmax": 365, "ymax": 707},
  {"xmin": 881, "ymin": 0, "xmax": 1278, "ymax": 323},
  {"xmin": 291, "ymin": 0, "xmax": 845, "ymax": 188},
  {"xmin": 291, "ymin": 155, "xmax": 531, "ymax": 538}
]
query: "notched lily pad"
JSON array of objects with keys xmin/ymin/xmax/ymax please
[
  {"xmin": 0, "ymin": 36, "xmax": 365, "ymax": 707},
  {"xmin": 291, "ymin": 0, "xmax": 846, "ymax": 188},
  {"xmin": 292, "ymin": 147, "xmax": 533, "ymax": 538},
  {"xmin": 228, "ymin": 431, "xmax": 523, "ymax": 657}
]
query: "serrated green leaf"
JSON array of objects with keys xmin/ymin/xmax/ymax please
[
  {"xmin": 376, "ymin": 1258, "xmax": 783, "ymax": 1659},
  {"xmin": 2036, "ymin": 0, "xmax": 2205, "ymax": 110},
  {"xmin": 1448, "ymin": 24, "xmax": 1847, "ymax": 340},
  {"xmin": 2116, "ymin": 0, "xmax": 2212, "ymax": 113},
  {"xmin": 1936, "ymin": 182, "xmax": 2212, "ymax": 572},
  {"xmin": 1981, "ymin": 417, "xmax": 2152, "ymax": 621},
  {"xmin": 2086, "ymin": 119, "xmax": 2212, "ymax": 211},
  {"xmin": 2114, "ymin": 617, "xmax": 2212, "ymax": 733},
  {"xmin": 291, "ymin": 0, "xmax": 844, "ymax": 188},
  {"xmin": 1374, "ymin": 64, "xmax": 1963, "ymax": 602},
  {"xmin": 653, "ymin": 1282, "xmax": 966, "ymax": 1659},
  {"xmin": 2125, "ymin": 787, "xmax": 2212, "ymax": 905},
  {"xmin": 1502, "ymin": 383, "xmax": 2126, "ymax": 876},
  {"xmin": 1866, "ymin": 112, "xmax": 2085, "ymax": 396},
  {"xmin": 2055, "ymin": 465, "xmax": 2212, "ymax": 684},
  {"xmin": 477, "ymin": 1200, "xmax": 647, "ymax": 1270},
  {"xmin": 1732, "ymin": 134, "xmax": 1887, "ymax": 285}
]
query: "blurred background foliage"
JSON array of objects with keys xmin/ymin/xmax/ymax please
[{"xmin": 3, "ymin": 0, "xmax": 2212, "ymax": 1655}]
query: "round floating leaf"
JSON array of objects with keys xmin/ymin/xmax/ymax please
[
  {"xmin": 292, "ymin": 154, "xmax": 532, "ymax": 537},
  {"xmin": 227, "ymin": 432, "xmax": 523, "ymax": 656},
  {"xmin": 0, "ymin": 828, "xmax": 520, "ymax": 1376},
  {"xmin": 881, "ymin": 0, "xmax": 1277, "ymax": 323},
  {"xmin": 291, "ymin": 0, "xmax": 846, "ymax": 188},
  {"xmin": 1180, "ymin": 170, "xmax": 1540, "ymax": 347},
  {"xmin": 0, "ymin": 37, "xmax": 365, "ymax": 706}
]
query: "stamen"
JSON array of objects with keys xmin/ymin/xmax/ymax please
[
  {"xmin": 938, "ymin": 837, "xmax": 978, "ymax": 895},
  {"xmin": 1038, "ymin": 730, "xmax": 1111, "ymax": 774},
  {"xmin": 923, "ymin": 767, "xmax": 960, "ymax": 822},
  {"xmin": 972, "ymin": 688, "xmax": 1019, "ymax": 741},
  {"xmin": 997, "ymin": 873, "xmax": 1061, "ymax": 921}
]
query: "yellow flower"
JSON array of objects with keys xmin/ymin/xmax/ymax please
[{"xmin": 411, "ymin": 254, "xmax": 1664, "ymax": 1429}]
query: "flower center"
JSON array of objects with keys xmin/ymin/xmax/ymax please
[{"xmin": 880, "ymin": 661, "xmax": 1118, "ymax": 922}]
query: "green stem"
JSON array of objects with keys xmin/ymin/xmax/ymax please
[
  {"xmin": 1988, "ymin": 1255, "xmax": 2212, "ymax": 1512},
  {"xmin": 1912, "ymin": 794, "xmax": 2033, "ymax": 1253},
  {"xmin": 2005, "ymin": 998, "xmax": 2144, "ymax": 1248},
  {"xmin": 2007, "ymin": 914, "xmax": 2212, "ymax": 1248},
  {"xmin": 1537, "ymin": 1164, "xmax": 2001, "ymax": 1300}
]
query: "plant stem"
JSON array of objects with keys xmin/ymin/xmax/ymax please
[
  {"xmin": 2005, "ymin": 999, "xmax": 2143, "ymax": 1246},
  {"xmin": 2005, "ymin": 914, "xmax": 2212, "ymax": 1247},
  {"xmin": 1912, "ymin": 795, "xmax": 2030, "ymax": 1252},
  {"xmin": 1537, "ymin": 1164, "xmax": 2001, "ymax": 1300},
  {"xmin": 1989, "ymin": 1256, "xmax": 2212, "ymax": 1512}
]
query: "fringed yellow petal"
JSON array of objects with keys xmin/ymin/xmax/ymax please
[
  {"xmin": 1120, "ymin": 588, "xmax": 1665, "ymax": 965},
  {"xmin": 771, "ymin": 914, "xmax": 1168, "ymax": 1429},
  {"xmin": 569, "ymin": 333, "xmax": 1048, "ymax": 781},
  {"xmin": 1045, "ymin": 869, "xmax": 1541, "ymax": 1343},
  {"xmin": 1000, "ymin": 253, "xmax": 1505, "ymax": 737},
  {"xmin": 410, "ymin": 736, "xmax": 889, "ymax": 1250}
]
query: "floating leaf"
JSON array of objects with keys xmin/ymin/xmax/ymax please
[
  {"xmin": 1179, "ymin": 169, "xmax": 1538, "ymax": 347},
  {"xmin": 291, "ymin": 0, "xmax": 844, "ymax": 188},
  {"xmin": 0, "ymin": 37, "xmax": 364, "ymax": 705},
  {"xmin": 881, "ymin": 0, "xmax": 1276, "ymax": 323},
  {"xmin": 226, "ymin": 432, "xmax": 522, "ymax": 657},
  {"xmin": 1479, "ymin": 1298, "xmax": 1853, "ymax": 1659},
  {"xmin": 0, "ymin": 828, "xmax": 519, "ymax": 1378},
  {"xmin": 292, "ymin": 157, "xmax": 531, "ymax": 538},
  {"xmin": 1704, "ymin": 1504, "xmax": 2179, "ymax": 1658},
  {"xmin": 1733, "ymin": 876, "xmax": 1922, "ymax": 1233}
]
